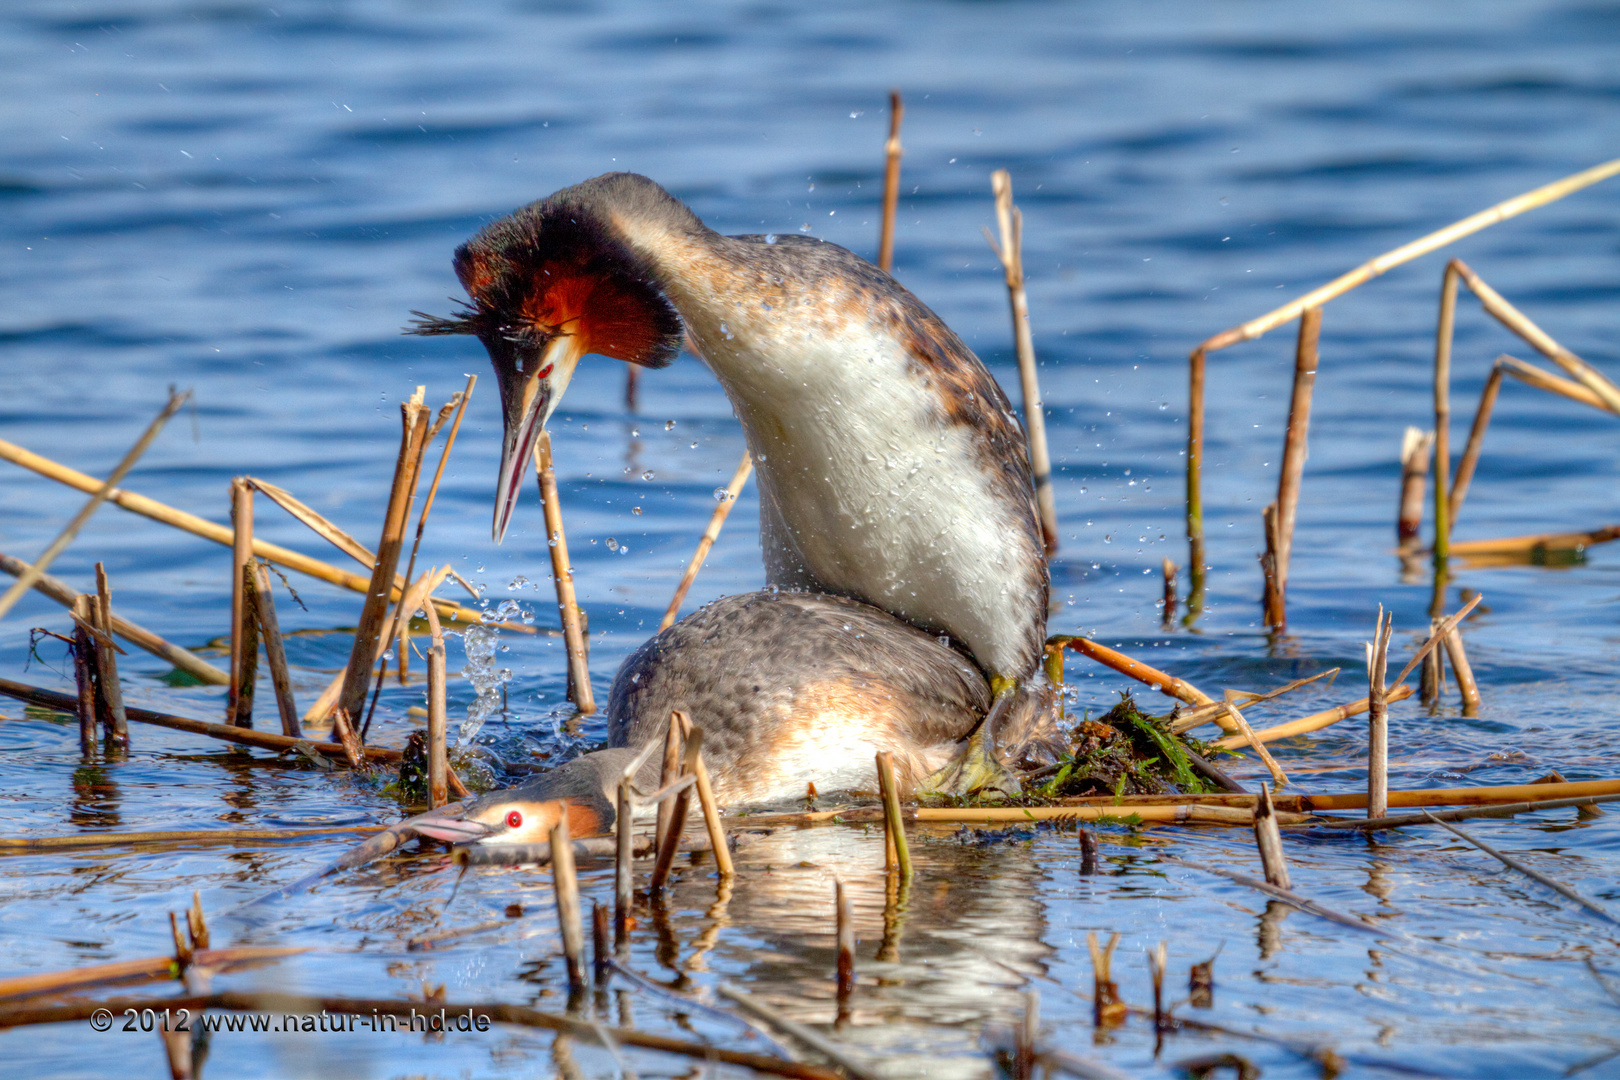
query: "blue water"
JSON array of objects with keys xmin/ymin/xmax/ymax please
[{"xmin": 3, "ymin": 2, "xmax": 1620, "ymax": 1076}]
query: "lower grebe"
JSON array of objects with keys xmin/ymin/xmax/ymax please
[
  {"xmin": 411, "ymin": 588, "xmax": 1044, "ymax": 844},
  {"xmin": 409, "ymin": 172, "xmax": 1057, "ymax": 808}
]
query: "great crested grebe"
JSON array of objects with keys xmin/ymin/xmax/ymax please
[{"xmin": 408, "ymin": 172, "xmax": 1055, "ymax": 817}]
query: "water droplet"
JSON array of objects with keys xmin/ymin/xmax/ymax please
[
  {"xmin": 641, "ymin": 470, "xmax": 655, "ymax": 481},
  {"xmin": 690, "ymin": 441, "xmax": 698, "ymax": 449},
  {"xmin": 507, "ymin": 575, "xmax": 529, "ymax": 591},
  {"xmin": 605, "ymin": 537, "xmax": 619, "ymax": 552},
  {"xmin": 719, "ymin": 321, "xmax": 734, "ymax": 340},
  {"xmin": 713, "ymin": 487, "xmax": 733, "ymax": 502},
  {"xmin": 632, "ymin": 506, "xmax": 642, "ymax": 516},
  {"xmin": 765, "ymin": 233, "xmax": 778, "ymax": 244},
  {"xmin": 665, "ymin": 420, "xmax": 676, "ymax": 430},
  {"xmin": 630, "ymin": 428, "xmax": 640, "ymax": 437}
]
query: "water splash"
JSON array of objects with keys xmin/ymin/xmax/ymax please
[{"xmin": 454, "ymin": 599, "xmax": 521, "ymax": 748}]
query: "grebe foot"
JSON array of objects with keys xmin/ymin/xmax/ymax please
[{"xmin": 919, "ymin": 729, "xmax": 1020, "ymax": 799}]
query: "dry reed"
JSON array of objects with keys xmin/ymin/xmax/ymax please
[
  {"xmin": 716, "ymin": 983, "xmax": 883, "ymax": 1080},
  {"xmin": 0, "ymin": 551, "xmax": 225, "ymax": 684},
  {"xmin": 835, "ymin": 877, "xmax": 855, "ymax": 1014},
  {"xmin": 1252, "ymin": 784, "xmax": 1291, "ymax": 889},
  {"xmin": 660, "ymin": 450, "xmax": 753, "ymax": 631},
  {"xmin": 1213, "ymin": 684, "xmax": 1415, "ymax": 749},
  {"xmin": 0, "ymin": 677, "xmax": 401, "ymax": 762},
  {"xmin": 1182, "ymin": 157, "xmax": 1620, "ymax": 598},
  {"xmin": 876, "ymin": 750, "xmax": 913, "ymax": 881},
  {"xmin": 1397, "ymin": 427, "xmax": 1435, "ymax": 547},
  {"xmin": 1444, "ymin": 625, "xmax": 1481, "ymax": 716},
  {"xmin": 1497, "ymin": 353, "xmax": 1616, "ymax": 413},
  {"xmin": 1421, "ymin": 810, "xmax": 1617, "ymax": 924},
  {"xmin": 92, "ymin": 563, "xmax": 129, "ymax": 746},
  {"xmin": 0, "ymin": 389, "xmax": 189, "ymax": 624},
  {"xmin": 0, "ymin": 438, "xmax": 499, "ymax": 629},
  {"xmin": 0, "ymin": 824, "xmax": 385, "ymax": 851},
  {"xmin": 1087, "ymin": 932, "xmax": 1124, "ymax": 1028},
  {"xmin": 1449, "ymin": 360, "xmax": 1504, "ymax": 524},
  {"xmin": 649, "ymin": 728, "xmax": 701, "ymax": 893},
  {"xmin": 1269, "ymin": 306, "xmax": 1321, "ymax": 627},
  {"xmin": 655, "ymin": 711, "xmax": 682, "ymax": 855},
  {"xmin": 549, "ymin": 813, "xmax": 587, "ymax": 991},
  {"xmin": 69, "ymin": 597, "xmax": 97, "ymax": 752},
  {"xmin": 0, "ymin": 948, "xmax": 303, "ymax": 1003},
  {"xmin": 424, "ymin": 599, "xmax": 449, "ymax": 808},
  {"xmin": 253, "ymin": 564, "xmax": 300, "ymax": 738},
  {"xmin": 535, "ymin": 432, "xmax": 594, "ymax": 713},
  {"xmin": 877, "ymin": 89, "xmax": 903, "ymax": 273},
  {"xmin": 1053, "ymin": 636, "xmax": 1221, "ymax": 718},
  {"xmin": 336, "ymin": 399, "xmax": 429, "ymax": 723},
  {"xmin": 1366, "ymin": 607, "xmax": 1394, "ymax": 818},
  {"xmin": 676, "ymin": 713, "xmax": 733, "ymax": 877}
]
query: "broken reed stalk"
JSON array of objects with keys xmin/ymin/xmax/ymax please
[
  {"xmin": 1420, "ymin": 618, "xmax": 1446, "ymax": 708},
  {"xmin": 0, "ymin": 947, "xmax": 304, "ymax": 1002},
  {"xmin": 592, "ymin": 902, "xmax": 610, "ymax": 986},
  {"xmin": 0, "ymin": 550, "xmax": 226, "ymax": 684},
  {"xmin": 1420, "ymin": 810, "xmax": 1618, "ymax": 924},
  {"xmin": 424, "ymin": 600, "xmax": 448, "ymax": 808},
  {"xmin": 1215, "ymin": 683, "xmax": 1417, "ymax": 749},
  {"xmin": 395, "ymin": 378, "xmax": 477, "ymax": 684},
  {"xmin": 1269, "ymin": 305, "xmax": 1321, "ymax": 628},
  {"xmin": 1252, "ymin": 783, "xmax": 1291, "ymax": 889},
  {"xmin": 877, "ymin": 89, "xmax": 903, "ymax": 273},
  {"xmin": 70, "ymin": 597, "xmax": 98, "ymax": 752},
  {"xmin": 1222, "ymin": 702, "xmax": 1287, "ymax": 787},
  {"xmin": 253, "ymin": 563, "xmax": 300, "ymax": 738},
  {"xmin": 1170, "ymin": 666, "xmax": 1342, "ymax": 732},
  {"xmin": 303, "ymin": 565, "xmax": 451, "ymax": 727},
  {"xmin": 1443, "ymin": 625, "xmax": 1482, "ymax": 716},
  {"xmin": 614, "ymin": 760, "xmax": 638, "ymax": 951},
  {"xmin": 329, "ymin": 708, "xmax": 364, "ymax": 770},
  {"xmin": 1451, "ymin": 259, "xmax": 1620, "ymax": 414},
  {"xmin": 336, "ymin": 401, "xmax": 429, "ymax": 724},
  {"xmin": 1259, "ymin": 502, "xmax": 1283, "ymax": 630},
  {"xmin": 1159, "ymin": 855, "xmax": 1375, "ymax": 932},
  {"xmin": 875, "ymin": 750, "xmax": 913, "ymax": 882},
  {"xmin": 1078, "ymin": 829, "xmax": 1099, "ymax": 874},
  {"xmin": 1449, "ymin": 360, "xmax": 1505, "ymax": 525},
  {"xmin": 1397, "ymin": 427, "xmax": 1435, "ymax": 547},
  {"xmin": 0, "ymin": 824, "xmax": 385, "ymax": 851},
  {"xmin": 1087, "ymin": 932, "xmax": 1125, "ymax": 1028},
  {"xmin": 835, "ymin": 878, "xmax": 855, "ymax": 1012},
  {"xmin": 1367, "ymin": 606, "xmax": 1394, "ymax": 819},
  {"xmin": 649, "ymin": 728, "xmax": 702, "ymax": 893},
  {"xmin": 1161, "ymin": 558, "xmax": 1177, "ymax": 628},
  {"xmin": 990, "ymin": 169, "xmax": 1060, "ymax": 555},
  {"xmin": 1053, "ymin": 635, "xmax": 1222, "ymax": 718},
  {"xmin": 233, "ymin": 560, "xmax": 261, "ymax": 729},
  {"xmin": 1148, "ymin": 941, "xmax": 1168, "ymax": 1032},
  {"xmin": 1325, "ymin": 792, "xmax": 1620, "ymax": 831},
  {"xmin": 0, "ymin": 388, "xmax": 189, "ymax": 624},
  {"xmin": 677, "ymin": 714, "xmax": 734, "ymax": 877},
  {"xmin": 91, "ymin": 563, "xmax": 129, "ymax": 746},
  {"xmin": 1182, "ymin": 157, "xmax": 1620, "ymax": 603},
  {"xmin": 550, "ymin": 813, "xmax": 587, "ymax": 992},
  {"xmin": 660, "ymin": 450, "xmax": 753, "ymax": 631},
  {"xmin": 1498, "ymin": 353, "xmax": 1617, "ymax": 413},
  {"xmin": 536, "ymin": 432, "xmax": 594, "ymax": 714},
  {"xmin": 1433, "ymin": 262, "xmax": 1459, "ymax": 566},
  {"xmin": 1212, "ymin": 684, "xmax": 1415, "ymax": 749},
  {"xmin": 1446, "ymin": 524, "xmax": 1620, "ymax": 558},
  {"xmin": 0, "ymin": 678, "xmax": 401, "ymax": 762},
  {"xmin": 655, "ymin": 711, "xmax": 682, "ymax": 855},
  {"xmin": 0, "ymin": 434, "xmax": 572, "ymax": 634},
  {"xmin": 228, "ymin": 477, "xmax": 255, "ymax": 726}
]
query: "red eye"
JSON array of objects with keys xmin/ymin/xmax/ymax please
[{"xmin": 505, "ymin": 810, "xmax": 523, "ymax": 830}]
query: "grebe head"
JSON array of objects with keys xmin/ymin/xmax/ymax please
[{"xmin": 407, "ymin": 174, "xmax": 689, "ymax": 541}]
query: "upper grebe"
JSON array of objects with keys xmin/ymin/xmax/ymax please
[{"xmin": 409, "ymin": 172, "xmax": 1055, "ymax": 809}]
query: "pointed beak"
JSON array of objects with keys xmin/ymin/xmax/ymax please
[
  {"xmin": 492, "ymin": 334, "xmax": 582, "ymax": 543},
  {"xmin": 409, "ymin": 805, "xmax": 496, "ymax": 844}
]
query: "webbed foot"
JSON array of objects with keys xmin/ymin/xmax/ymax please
[{"xmin": 920, "ymin": 729, "xmax": 1021, "ymax": 799}]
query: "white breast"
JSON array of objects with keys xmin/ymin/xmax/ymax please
[{"xmin": 685, "ymin": 299, "xmax": 1038, "ymax": 679}]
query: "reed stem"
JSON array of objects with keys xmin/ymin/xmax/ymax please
[
  {"xmin": 661, "ymin": 450, "xmax": 752, "ymax": 631},
  {"xmin": 337, "ymin": 403, "xmax": 428, "ymax": 722},
  {"xmin": 875, "ymin": 750, "xmax": 913, "ymax": 883},
  {"xmin": 1366, "ymin": 606, "xmax": 1393, "ymax": 819},
  {"xmin": 70, "ymin": 596, "xmax": 98, "ymax": 753},
  {"xmin": 1259, "ymin": 502, "xmax": 1283, "ymax": 630},
  {"xmin": 990, "ymin": 169, "xmax": 1059, "ymax": 555},
  {"xmin": 1160, "ymin": 558, "xmax": 1177, "ymax": 628},
  {"xmin": 1186, "ymin": 346, "xmax": 1206, "ymax": 620},
  {"xmin": 650, "ymin": 728, "xmax": 701, "ymax": 893},
  {"xmin": 877, "ymin": 89, "xmax": 903, "ymax": 273},
  {"xmin": 1449, "ymin": 360, "xmax": 1504, "ymax": 526},
  {"xmin": 536, "ymin": 432, "xmax": 594, "ymax": 713},
  {"xmin": 835, "ymin": 877, "xmax": 855, "ymax": 1015},
  {"xmin": 1253, "ymin": 783, "xmax": 1291, "ymax": 888},
  {"xmin": 550, "ymin": 814, "xmax": 587, "ymax": 992},
  {"xmin": 1433, "ymin": 262, "xmax": 1459, "ymax": 568},
  {"xmin": 1212, "ymin": 684, "xmax": 1415, "ymax": 749},
  {"xmin": 680, "ymin": 715, "xmax": 734, "ymax": 877},
  {"xmin": 1396, "ymin": 427, "xmax": 1435, "ymax": 547},
  {"xmin": 0, "ymin": 389, "xmax": 189, "ymax": 624},
  {"xmin": 615, "ymin": 775, "xmax": 633, "ymax": 952},
  {"xmin": 1497, "ymin": 353, "xmax": 1617, "ymax": 413},
  {"xmin": 1087, "ymin": 932, "xmax": 1124, "ymax": 1028},
  {"xmin": 253, "ymin": 564, "xmax": 300, "ymax": 738},
  {"xmin": 1443, "ymin": 625, "xmax": 1482, "ymax": 717},
  {"xmin": 92, "ymin": 563, "xmax": 129, "ymax": 746},
  {"xmin": 1222, "ymin": 701, "xmax": 1287, "ymax": 787},
  {"xmin": 1270, "ymin": 306, "xmax": 1320, "ymax": 625},
  {"xmin": 655, "ymin": 712, "xmax": 682, "ymax": 856},
  {"xmin": 228, "ymin": 477, "xmax": 254, "ymax": 724},
  {"xmin": 232, "ymin": 558, "xmax": 260, "ymax": 729},
  {"xmin": 425, "ymin": 603, "xmax": 448, "ymax": 808}
]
